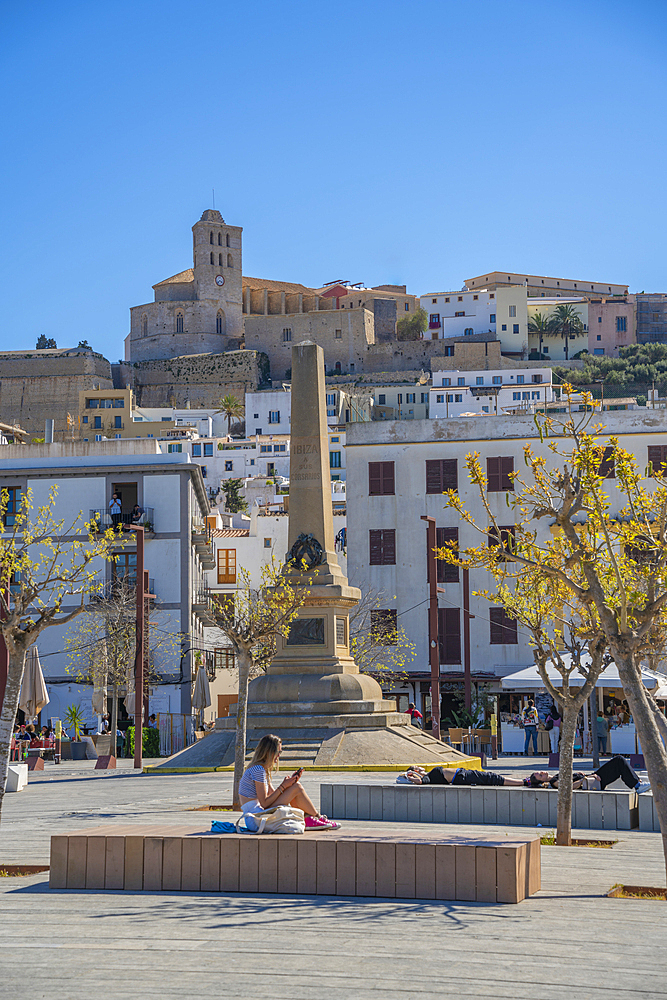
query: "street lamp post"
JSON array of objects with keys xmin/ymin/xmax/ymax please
[
  {"xmin": 421, "ymin": 515, "xmax": 441, "ymax": 741},
  {"xmin": 129, "ymin": 526, "xmax": 145, "ymax": 770}
]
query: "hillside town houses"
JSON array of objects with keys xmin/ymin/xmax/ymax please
[{"xmin": 2, "ymin": 206, "xmax": 667, "ymax": 733}]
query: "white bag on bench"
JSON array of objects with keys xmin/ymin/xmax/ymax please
[{"xmin": 237, "ymin": 805, "xmax": 305, "ymax": 835}]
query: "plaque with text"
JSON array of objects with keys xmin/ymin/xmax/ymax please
[{"xmin": 286, "ymin": 617, "xmax": 325, "ymax": 646}]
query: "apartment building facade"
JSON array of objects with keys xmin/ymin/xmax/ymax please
[
  {"xmin": 430, "ymin": 368, "xmax": 553, "ymax": 418},
  {"xmin": 345, "ymin": 411, "xmax": 667, "ymax": 716},
  {"xmin": 419, "ymin": 286, "xmax": 528, "ymax": 356},
  {"xmin": 0, "ymin": 440, "xmax": 214, "ymax": 726}
]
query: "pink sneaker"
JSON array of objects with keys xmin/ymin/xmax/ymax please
[{"xmin": 305, "ymin": 815, "xmax": 341, "ymax": 830}]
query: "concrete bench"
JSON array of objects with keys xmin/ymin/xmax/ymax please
[
  {"xmin": 320, "ymin": 784, "xmax": 638, "ymax": 831},
  {"xmin": 6, "ymin": 763, "xmax": 28, "ymax": 792},
  {"xmin": 49, "ymin": 824, "xmax": 541, "ymax": 903},
  {"xmin": 638, "ymin": 794, "xmax": 660, "ymax": 832}
]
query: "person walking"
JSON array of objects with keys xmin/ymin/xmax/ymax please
[
  {"xmin": 545, "ymin": 704, "xmax": 561, "ymax": 754},
  {"xmin": 405, "ymin": 702, "xmax": 423, "ymax": 728},
  {"xmin": 522, "ymin": 699, "xmax": 540, "ymax": 755},
  {"xmin": 596, "ymin": 710, "xmax": 610, "ymax": 756}
]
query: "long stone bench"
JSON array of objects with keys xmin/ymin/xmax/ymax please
[
  {"xmin": 638, "ymin": 794, "xmax": 660, "ymax": 832},
  {"xmin": 320, "ymin": 784, "xmax": 638, "ymax": 831},
  {"xmin": 49, "ymin": 824, "xmax": 540, "ymax": 903}
]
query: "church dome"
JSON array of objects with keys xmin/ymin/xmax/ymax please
[{"xmin": 200, "ymin": 209, "xmax": 224, "ymax": 223}]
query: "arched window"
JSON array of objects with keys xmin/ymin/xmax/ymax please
[
  {"xmin": 219, "ymin": 253, "xmax": 223, "ymax": 266},
  {"xmin": 141, "ymin": 315, "xmax": 148, "ymax": 337},
  {"xmin": 176, "ymin": 312, "xmax": 184, "ymax": 333},
  {"xmin": 227, "ymin": 253, "xmax": 233, "ymax": 268},
  {"xmin": 218, "ymin": 232, "xmax": 222, "ymax": 245},
  {"xmin": 335, "ymin": 361, "xmax": 342, "ymax": 373},
  {"xmin": 209, "ymin": 232, "xmax": 214, "ymax": 244},
  {"xmin": 226, "ymin": 234, "xmax": 230, "ymax": 247},
  {"xmin": 216, "ymin": 311, "xmax": 224, "ymax": 335},
  {"xmin": 210, "ymin": 251, "xmax": 214, "ymax": 265}
]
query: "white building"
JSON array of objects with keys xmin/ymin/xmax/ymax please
[
  {"xmin": 0, "ymin": 439, "xmax": 215, "ymax": 728},
  {"xmin": 132, "ymin": 405, "xmax": 221, "ymax": 437},
  {"xmin": 245, "ymin": 388, "xmax": 372, "ymax": 436},
  {"xmin": 420, "ymin": 285, "xmax": 528, "ymax": 356},
  {"xmin": 429, "ymin": 368, "xmax": 553, "ymax": 418},
  {"xmin": 345, "ymin": 410, "xmax": 667, "ymax": 719}
]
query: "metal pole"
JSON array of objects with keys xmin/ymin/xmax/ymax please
[
  {"xmin": 133, "ymin": 527, "xmax": 145, "ymax": 769},
  {"xmin": 590, "ymin": 688, "xmax": 600, "ymax": 769},
  {"xmin": 144, "ymin": 569, "xmax": 150, "ymax": 727},
  {"xmin": 0, "ymin": 579, "xmax": 7, "ymax": 717},
  {"xmin": 420, "ymin": 515, "xmax": 440, "ymax": 741},
  {"xmin": 463, "ymin": 567, "xmax": 472, "ymax": 712}
]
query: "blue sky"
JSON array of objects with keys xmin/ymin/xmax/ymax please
[{"xmin": 1, "ymin": 0, "xmax": 666, "ymax": 360}]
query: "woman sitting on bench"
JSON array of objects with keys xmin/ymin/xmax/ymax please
[
  {"xmin": 239, "ymin": 733, "xmax": 341, "ymax": 830},
  {"xmin": 402, "ymin": 766, "xmax": 527, "ymax": 786}
]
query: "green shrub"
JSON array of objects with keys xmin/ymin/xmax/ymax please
[{"xmin": 125, "ymin": 726, "xmax": 161, "ymax": 758}]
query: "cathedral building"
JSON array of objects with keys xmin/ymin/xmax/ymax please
[{"xmin": 126, "ymin": 210, "xmax": 243, "ymax": 363}]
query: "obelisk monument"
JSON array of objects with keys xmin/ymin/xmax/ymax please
[{"xmin": 248, "ymin": 340, "xmax": 398, "ymax": 716}]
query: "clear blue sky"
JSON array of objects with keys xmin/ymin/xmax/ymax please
[{"xmin": 2, "ymin": 0, "xmax": 666, "ymax": 360}]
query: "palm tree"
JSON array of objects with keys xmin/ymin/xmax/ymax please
[
  {"xmin": 527, "ymin": 312, "xmax": 556, "ymax": 359},
  {"xmin": 551, "ymin": 304, "xmax": 584, "ymax": 361},
  {"xmin": 218, "ymin": 393, "xmax": 245, "ymax": 435}
]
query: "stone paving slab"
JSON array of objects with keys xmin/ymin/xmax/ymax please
[{"xmin": 0, "ymin": 759, "xmax": 665, "ymax": 997}]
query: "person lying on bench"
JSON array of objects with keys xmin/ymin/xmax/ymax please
[
  {"xmin": 401, "ymin": 766, "xmax": 527, "ymax": 786},
  {"xmin": 239, "ymin": 733, "xmax": 341, "ymax": 830},
  {"xmin": 526, "ymin": 755, "xmax": 650, "ymax": 794}
]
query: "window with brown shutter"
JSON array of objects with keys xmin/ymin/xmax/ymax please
[
  {"xmin": 217, "ymin": 548, "xmax": 236, "ymax": 584},
  {"xmin": 369, "ymin": 461, "xmax": 395, "ymax": 495},
  {"xmin": 369, "ymin": 529, "xmax": 396, "ymax": 565},
  {"xmin": 371, "ymin": 609, "xmax": 397, "ymax": 644},
  {"xmin": 487, "ymin": 456, "xmax": 514, "ymax": 492},
  {"xmin": 436, "ymin": 527, "xmax": 459, "ymax": 583},
  {"xmin": 437, "ymin": 607, "xmax": 461, "ymax": 663},
  {"xmin": 426, "ymin": 459, "xmax": 458, "ymax": 494},
  {"xmin": 648, "ymin": 445, "xmax": 667, "ymax": 476},
  {"xmin": 489, "ymin": 607, "xmax": 518, "ymax": 644},
  {"xmin": 597, "ymin": 445, "xmax": 615, "ymax": 479},
  {"xmin": 488, "ymin": 525, "xmax": 516, "ymax": 560}
]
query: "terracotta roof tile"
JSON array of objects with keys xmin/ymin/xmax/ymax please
[
  {"xmin": 242, "ymin": 276, "xmax": 318, "ymax": 294},
  {"xmin": 211, "ymin": 528, "xmax": 250, "ymax": 538},
  {"xmin": 153, "ymin": 268, "xmax": 194, "ymax": 287}
]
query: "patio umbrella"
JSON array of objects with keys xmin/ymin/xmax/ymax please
[
  {"xmin": 19, "ymin": 646, "xmax": 50, "ymax": 720},
  {"xmin": 91, "ymin": 641, "xmax": 108, "ymax": 716},
  {"xmin": 192, "ymin": 665, "xmax": 211, "ymax": 712}
]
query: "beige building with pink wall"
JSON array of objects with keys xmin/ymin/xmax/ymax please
[{"xmin": 587, "ymin": 296, "xmax": 636, "ymax": 357}]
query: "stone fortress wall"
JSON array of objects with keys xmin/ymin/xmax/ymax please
[
  {"xmin": 0, "ymin": 349, "xmax": 112, "ymax": 438},
  {"xmin": 114, "ymin": 350, "xmax": 266, "ymax": 408}
]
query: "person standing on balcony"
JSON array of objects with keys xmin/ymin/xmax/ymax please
[{"xmin": 109, "ymin": 492, "xmax": 122, "ymax": 529}]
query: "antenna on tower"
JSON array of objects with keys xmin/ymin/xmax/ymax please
[{"xmin": 212, "ymin": 187, "xmax": 215, "ymax": 209}]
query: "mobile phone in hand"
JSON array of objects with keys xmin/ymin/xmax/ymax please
[{"xmin": 292, "ymin": 767, "xmax": 304, "ymax": 779}]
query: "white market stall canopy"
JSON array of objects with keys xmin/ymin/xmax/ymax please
[{"xmin": 501, "ymin": 660, "xmax": 658, "ymax": 691}]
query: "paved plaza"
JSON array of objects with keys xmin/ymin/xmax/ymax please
[{"xmin": 0, "ymin": 756, "xmax": 665, "ymax": 999}]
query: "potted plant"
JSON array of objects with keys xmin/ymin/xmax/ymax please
[{"xmin": 64, "ymin": 704, "xmax": 88, "ymax": 760}]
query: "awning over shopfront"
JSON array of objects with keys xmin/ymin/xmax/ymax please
[{"xmin": 501, "ymin": 659, "xmax": 658, "ymax": 691}]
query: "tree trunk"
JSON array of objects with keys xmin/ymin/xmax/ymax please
[
  {"xmin": 233, "ymin": 650, "xmax": 251, "ymax": 810},
  {"xmin": 556, "ymin": 704, "xmax": 578, "ymax": 846},
  {"xmin": 613, "ymin": 650, "xmax": 667, "ymax": 881},
  {"xmin": 0, "ymin": 649, "xmax": 27, "ymax": 826}
]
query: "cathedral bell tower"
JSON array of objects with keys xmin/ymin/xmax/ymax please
[{"xmin": 192, "ymin": 209, "xmax": 243, "ymax": 340}]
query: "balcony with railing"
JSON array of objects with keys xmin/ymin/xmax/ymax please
[
  {"xmin": 90, "ymin": 508, "xmax": 155, "ymax": 534},
  {"xmin": 192, "ymin": 518, "xmax": 216, "ymax": 569},
  {"xmin": 192, "ymin": 583, "xmax": 216, "ymax": 626},
  {"xmin": 89, "ymin": 577, "xmax": 156, "ymax": 602}
]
